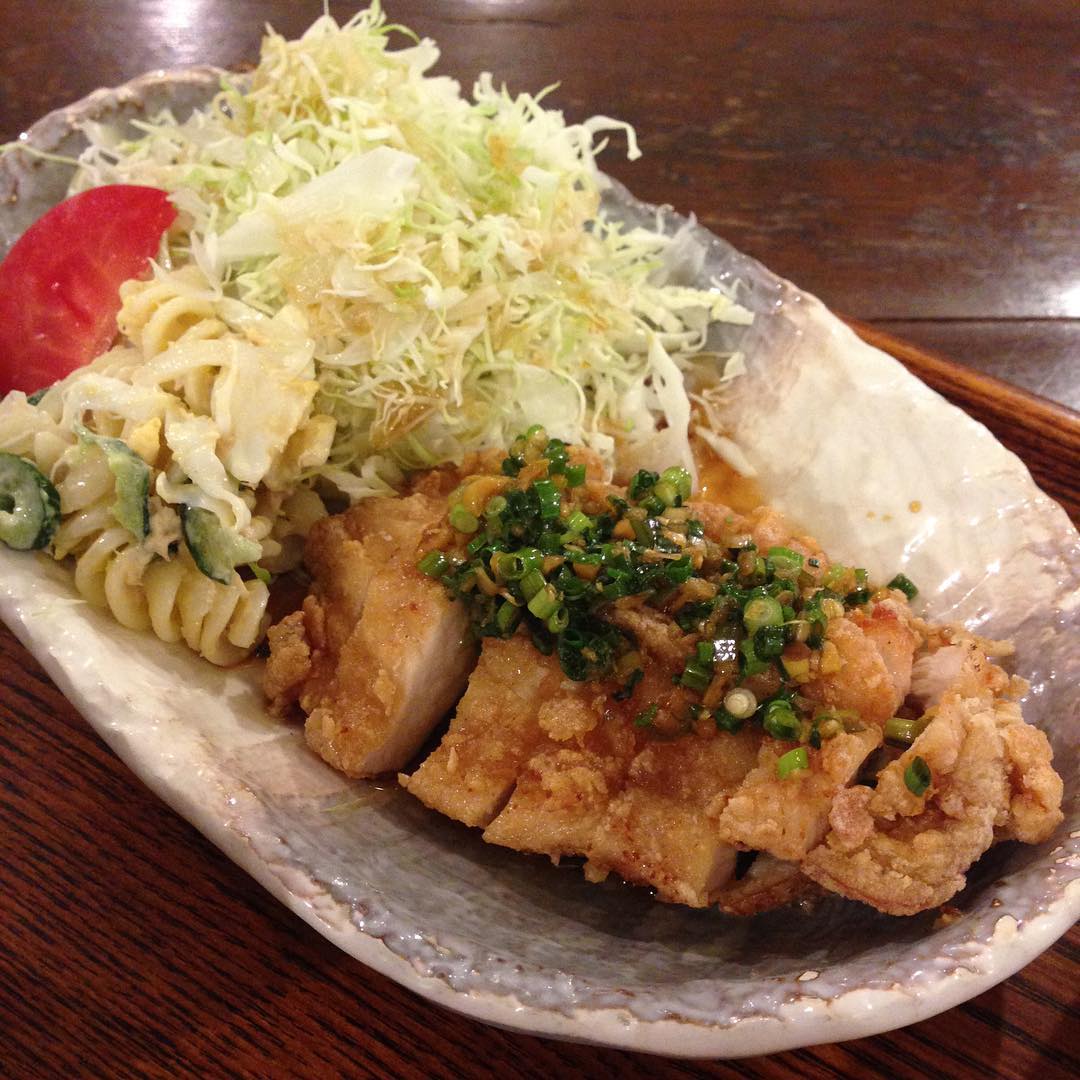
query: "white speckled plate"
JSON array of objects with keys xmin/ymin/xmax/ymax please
[{"xmin": 1, "ymin": 70, "xmax": 1077, "ymax": 1059}]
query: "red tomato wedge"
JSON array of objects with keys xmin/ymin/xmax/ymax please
[{"xmin": 0, "ymin": 185, "xmax": 177, "ymax": 395}]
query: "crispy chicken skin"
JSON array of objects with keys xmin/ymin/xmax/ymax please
[
  {"xmin": 402, "ymin": 636, "xmax": 569, "ymax": 826},
  {"xmin": 481, "ymin": 707, "xmax": 641, "ymax": 859},
  {"xmin": 264, "ymin": 492, "xmax": 477, "ymax": 776},
  {"xmin": 584, "ymin": 725, "xmax": 761, "ymax": 907},
  {"xmin": 802, "ymin": 602, "xmax": 918, "ymax": 728},
  {"xmin": 715, "ymin": 728, "xmax": 883, "ymax": 861},
  {"xmin": 802, "ymin": 635, "xmax": 1063, "ymax": 915}
]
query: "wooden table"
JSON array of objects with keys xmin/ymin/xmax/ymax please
[{"xmin": 1, "ymin": 3, "xmax": 1077, "ymax": 1076}]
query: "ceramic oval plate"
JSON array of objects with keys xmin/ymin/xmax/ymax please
[{"xmin": 1, "ymin": 70, "xmax": 1077, "ymax": 1059}]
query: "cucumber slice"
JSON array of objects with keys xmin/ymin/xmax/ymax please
[
  {"xmin": 181, "ymin": 506, "xmax": 262, "ymax": 585},
  {"xmin": 75, "ymin": 425, "xmax": 150, "ymax": 540},
  {"xmin": 0, "ymin": 452, "xmax": 61, "ymax": 551}
]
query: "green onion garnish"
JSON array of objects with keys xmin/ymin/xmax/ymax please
[
  {"xmin": 495, "ymin": 600, "xmax": 522, "ymax": 636},
  {"xmin": 520, "ymin": 567, "xmax": 546, "ymax": 600},
  {"xmin": 904, "ymin": 755, "xmax": 931, "ymax": 796},
  {"xmin": 754, "ymin": 624, "xmax": 786, "ymax": 659},
  {"xmin": 776, "ymin": 746, "xmax": 809, "ymax": 779},
  {"xmin": 658, "ymin": 466, "xmax": 692, "ymax": 504},
  {"xmin": 563, "ymin": 509, "xmax": 592, "ymax": 538},
  {"xmin": 739, "ymin": 637, "xmax": 768, "ymax": 676},
  {"xmin": 762, "ymin": 699, "xmax": 800, "ymax": 740},
  {"xmin": 887, "ymin": 573, "xmax": 919, "ymax": 600},
  {"xmin": 532, "ymin": 479, "xmax": 561, "ymax": 519},
  {"xmin": 565, "ymin": 463, "xmax": 587, "ymax": 488},
  {"xmin": 679, "ymin": 661, "xmax": 712, "ymax": 692},
  {"xmin": 449, "ymin": 503, "xmax": 479, "ymax": 533},
  {"xmin": 665, "ymin": 556, "xmax": 693, "ymax": 584},
  {"xmin": 628, "ymin": 470, "xmax": 659, "ymax": 500},
  {"xmin": 884, "ymin": 716, "xmax": 920, "ymax": 745},
  {"xmin": 495, "ymin": 552, "xmax": 526, "ymax": 581},
  {"xmin": 743, "ymin": 595, "xmax": 783, "ymax": 634},
  {"xmin": 634, "ymin": 703, "xmax": 659, "ymax": 728},
  {"xmin": 766, "ymin": 546, "xmax": 804, "ymax": 579},
  {"xmin": 417, "ymin": 551, "xmax": 449, "ymax": 577},
  {"xmin": 527, "ymin": 584, "xmax": 560, "ymax": 620}
]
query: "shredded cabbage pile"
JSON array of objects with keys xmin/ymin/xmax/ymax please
[{"xmin": 71, "ymin": 2, "xmax": 751, "ymax": 497}]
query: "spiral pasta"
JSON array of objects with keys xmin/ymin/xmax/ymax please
[
  {"xmin": 143, "ymin": 555, "xmax": 269, "ymax": 667},
  {"xmin": 43, "ymin": 440, "xmax": 269, "ymax": 665},
  {"xmin": 0, "ymin": 262, "xmax": 331, "ymax": 666}
]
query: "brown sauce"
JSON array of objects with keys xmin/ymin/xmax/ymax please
[{"xmin": 695, "ymin": 451, "xmax": 764, "ymax": 515}]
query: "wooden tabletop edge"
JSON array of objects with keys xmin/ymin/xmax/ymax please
[{"xmin": 845, "ymin": 317, "xmax": 1080, "ymax": 431}]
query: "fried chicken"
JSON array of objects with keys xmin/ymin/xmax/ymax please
[
  {"xmin": 263, "ymin": 441, "xmax": 1064, "ymax": 919},
  {"xmin": 715, "ymin": 728, "xmax": 882, "ymax": 861},
  {"xmin": 264, "ymin": 492, "xmax": 476, "ymax": 776},
  {"xmin": 802, "ymin": 635, "xmax": 1063, "ymax": 915}
]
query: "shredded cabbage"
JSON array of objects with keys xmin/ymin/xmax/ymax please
[{"xmin": 69, "ymin": 2, "xmax": 751, "ymax": 493}]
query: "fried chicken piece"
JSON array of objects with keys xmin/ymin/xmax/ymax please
[
  {"xmin": 801, "ymin": 685, "xmax": 1062, "ymax": 916},
  {"xmin": 715, "ymin": 728, "xmax": 882, "ymax": 861},
  {"xmin": 263, "ymin": 608, "xmax": 313, "ymax": 713},
  {"xmin": 997, "ymin": 711, "xmax": 1064, "ymax": 843},
  {"xmin": 909, "ymin": 628, "xmax": 1011, "ymax": 707},
  {"xmin": 401, "ymin": 636, "xmax": 572, "ymax": 827},
  {"xmin": 264, "ymin": 492, "xmax": 477, "ymax": 776},
  {"xmin": 482, "ymin": 708, "xmax": 640, "ymax": 859},
  {"xmin": 714, "ymin": 855, "xmax": 820, "ymax": 917},
  {"xmin": 583, "ymin": 726, "xmax": 761, "ymax": 907},
  {"xmin": 802, "ymin": 599, "xmax": 917, "ymax": 727}
]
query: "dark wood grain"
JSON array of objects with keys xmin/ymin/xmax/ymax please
[
  {"xmin": 1, "ymin": 2, "xmax": 1077, "ymax": 1076},
  {"xmin": 868, "ymin": 320, "xmax": 1080, "ymax": 413}
]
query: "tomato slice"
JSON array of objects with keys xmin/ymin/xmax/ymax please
[{"xmin": 0, "ymin": 185, "xmax": 177, "ymax": 395}]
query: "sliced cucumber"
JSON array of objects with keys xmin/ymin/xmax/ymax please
[
  {"xmin": 181, "ymin": 506, "xmax": 262, "ymax": 585},
  {"xmin": 0, "ymin": 452, "xmax": 61, "ymax": 551},
  {"xmin": 75, "ymin": 425, "xmax": 150, "ymax": 540}
]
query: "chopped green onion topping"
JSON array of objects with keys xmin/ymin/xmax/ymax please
[
  {"xmin": 494, "ymin": 552, "xmax": 524, "ymax": 581},
  {"xmin": 532, "ymin": 479, "xmax": 562, "ymax": 519},
  {"xmin": 634, "ymin": 703, "xmax": 659, "ymax": 728},
  {"xmin": 496, "ymin": 600, "xmax": 522, "ymax": 636},
  {"xmin": 520, "ymin": 567, "xmax": 546, "ymax": 600},
  {"xmin": 766, "ymin": 546, "xmax": 804, "ymax": 579},
  {"xmin": 417, "ymin": 551, "xmax": 449, "ymax": 577},
  {"xmin": 888, "ymin": 573, "xmax": 919, "ymax": 600},
  {"xmin": 904, "ymin": 755, "xmax": 932, "ymax": 796},
  {"xmin": 680, "ymin": 661, "xmax": 712, "ymax": 692},
  {"xmin": 762, "ymin": 699, "xmax": 800, "ymax": 741},
  {"xmin": 628, "ymin": 470, "xmax": 659, "ymax": 500},
  {"xmin": 776, "ymin": 746, "xmax": 809, "ymax": 779},
  {"xmin": 743, "ymin": 595, "xmax": 784, "ymax": 634},
  {"xmin": 884, "ymin": 716, "xmax": 921, "ymax": 745},
  {"xmin": 565, "ymin": 463, "xmax": 587, "ymax": 487},
  {"xmin": 563, "ymin": 509, "xmax": 592, "ymax": 537},
  {"xmin": 424, "ymin": 428, "xmax": 922, "ymax": 723},
  {"xmin": 449, "ymin": 503, "xmax": 479, "ymax": 533},
  {"xmin": 753, "ymin": 625, "xmax": 786, "ymax": 659}
]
